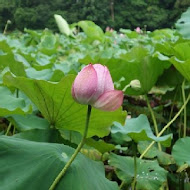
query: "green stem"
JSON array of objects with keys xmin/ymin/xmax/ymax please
[
  {"xmin": 3, "ymin": 23, "xmax": 8, "ymax": 35},
  {"xmin": 13, "ymin": 126, "xmax": 16, "ymax": 135},
  {"xmin": 49, "ymin": 105, "xmax": 92, "ymax": 190},
  {"xmin": 140, "ymin": 92, "xmax": 190, "ymax": 159},
  {"xmin": 179, "ymin": 172, "xmax": 185, "ymax": 190},
  {"xmin": 100, "ymin": 153, "xmax": 104, "ymax": 162},
  {"xmin": 168, "ymin": 86, "xmax": 178, "ymax": 122},
  {"xmin": 145, "ymin": 95, "xmax": 161, "ymax": 151},
  {"xmin": 5, "ymin": 122, "xmax": 12, "ymax": 136},
  {"xmin": 178, "ymin": 113, "xmax": 183, "ymax": 138},
  {"xmin": 119, "ymin": 181, "xmax": 125, "ymax": 189},
  {"xmin": 122, "ymin": 84, "xmax": 131, "ymax": 92},
  {"xmin": 182, "ymin": 80, "xmax": 187, "ymax": 137},
  {"xmin": 131, "ymin": 142, "xmax": 137, "ymax": 190}
]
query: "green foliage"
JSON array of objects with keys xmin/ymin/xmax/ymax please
[
  {"xmin": 0, "ymin": 136, "xmax": 119, "ymax": 190},
  {"xmin": 172, "ymin": 137, "xmax": 190, "ymax": 167},
  {"xmin": 0, "ymin": 86, "xmax": 32, "ymax": 116},
  {"xmin": 0, "ymin": 16, "xmax": 190, "ymax": 189},
  {"xmin": 109, "ymin": 153, "xmax": 168, "ymax": 190},
  {"xmin": 170, "ymin": 42, "xmax": 190, "ymax": 82},
  {"xmin": 78, "ymin": 20, "xmax": 105, "ymax": 42},
  {"xmin": 10, "ymin": 114, "xmax": 49, "ymax": 131},
  {"xmin": 112, "ymin": 115, "xmax": 172, "ymax": 146}
]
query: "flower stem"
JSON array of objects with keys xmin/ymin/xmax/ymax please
[
  {"xmin": 119, "ymin": 181, "xmax": 125, "ymax": 189},
  {"xmin": 168, "ymin": 86, "xmax": 179, "ymax": 122},
  {"xmin": 122, "ymin": 84, "xmax": 131, "ymax": 92},
  {"xmin": 182, "ymin": 80, "xmax": 187, "ymax": 137},
  {"xmin": 131, "ymin": 142, "xmax": 137, "ymax": 190},
  {"xmin": 3, "ymin": 21, "xmax": 9, "ymax": 35},
  {"xmin": 145, "ymin": 95, "xmax": 161, "ymax": 151},
  {"xmin": 5, "ymin": 122, "xmax": 12, "ymax": 136},
  {"xmin": 49, "ymin": 105, "xmax": 92, "ymax": 190},
  {"xmin": 140, "ymin": 92, "xmax": 190, "ymax": 159}
]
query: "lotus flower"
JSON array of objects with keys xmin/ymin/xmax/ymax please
[
  {"xmin": 72, "ymin": 64, "xmax": 123, "ymax": 111},
  {"xmin": 135, "ymin": 27, "xmax": 141, "ymax": 33},
  {"xmin": 105, "ymin": 26, "xmax": 110, "ymax": 32},
  {"xmin": 105, "ymin": 26, "xmax": 114, "ymax": 33}
]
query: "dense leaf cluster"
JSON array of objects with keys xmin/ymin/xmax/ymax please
[{"xmin": 0, "ymin": 0, "xmax": 190, "ymax": 31}]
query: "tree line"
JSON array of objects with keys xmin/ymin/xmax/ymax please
[{"xmin": 0, "ymin": 0, "xmax": 190, "ymax": 32}]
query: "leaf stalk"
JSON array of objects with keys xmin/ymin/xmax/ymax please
[{"xmin": 140, "ymin": 92, "xmax": 190, "ymax": 159}]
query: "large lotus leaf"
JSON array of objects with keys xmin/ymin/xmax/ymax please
[
  {"xmin": 138, "ymin": 141, "xmax": 175, "ymax": 165},
  {"xmin": 0, "ymin": 86, "xmax": 32, "ymax": 116},
  {"xmin": 0, "ymin": 53, "xmax": 26, "ymax": 76},
  {"xmin": 0, "ymin": 40, "xmax": 12, "ymax": 53},
  {"xmin": 109, "ymin": 153, "xmax": 167, "ymax": 190},
  {"xmin": 170, "ymin": 58, "xmax": 190, "ymax": 82},
  {"xmin": 155, "ymin": 42, "xmax": 174, "ymax": 56},
  {"xmin": 157, "ymin": 151, "xmax": 175, "ymax": 166},
  {"xmin": 156, "ymin": 66, "xmax": 183, "ymax": 87},
  {"xmin": 20, "ymin": 52, "xmax": 53, "ymax": 70},
  {"xmin": 10, "ymin": 114, "xmax": 49, "ymax": 131},
  {"xmin": 172, "ymin": 137, "xmax": 190, "ymax": 167},
  {"xmin": 14, "ymin": 53, "xmax": 31, "ymax": 67},
  {"xmin": 39, "ymin": 33, "xmax": 58, "ymax": 55},
  {"xmin": 0, "ymin": 136, "xmax": 119, "ymax": 190},
  {"xmin": 35, "ymin": 52, "xmax": 54, "ymax": 68},
  {"xmin": 0, "ymin": 67, "xmax": 10, "ymax": 84},
  {"xmin": 25, "ymin": 67, "xmax": 53, "ymax": 80},
  {"xmin": 111, "ymin": 127, "xmax": 132, "ymax": 145},
  {"xmin": 50, "ymin": 70, "xmax": 65, "ymax": 82},
  {"xmin": 39, "ymin": 33, "xmax": 57, "ymax": 49},
  {"xmin": 78, "ymin": 20, "xmax": 104, "ymax": 42},
  {"xmin": 170, "ymin": 42, "xmax": 190, "ymax": 82},
  {"xmin": 172, "ymin": 42, "xmax": 190, "ymax": 61},
  {"xmin": 111, "ymin": 114, "xmax": 172, "ymax": 146},
  {"xmin": 175, "ymin": 7, "xmax": 190, "ymax": 39},
  {"xmin": 3, "ymin": 72, "xmax": 126, "ymax": 137}
]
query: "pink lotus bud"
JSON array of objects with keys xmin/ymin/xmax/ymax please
[
  {"xmin": 72, "ymin": 64, "xmax": 123, "ymax": 111},
  {"xmin": 110, "ymin": 28, "xmax": 114, "ymax": 32},
  {"xmin": 106, "ymin": 26, "xmax": 110, "ymax": 32},
  {"xmin": 135, "ymin": 27, "xmax": 141, "ymax": 33}
]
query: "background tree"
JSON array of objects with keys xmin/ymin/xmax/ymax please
[{"xmin": 0, "ymin": 0, "xmax": 190, "ymax": 32}]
